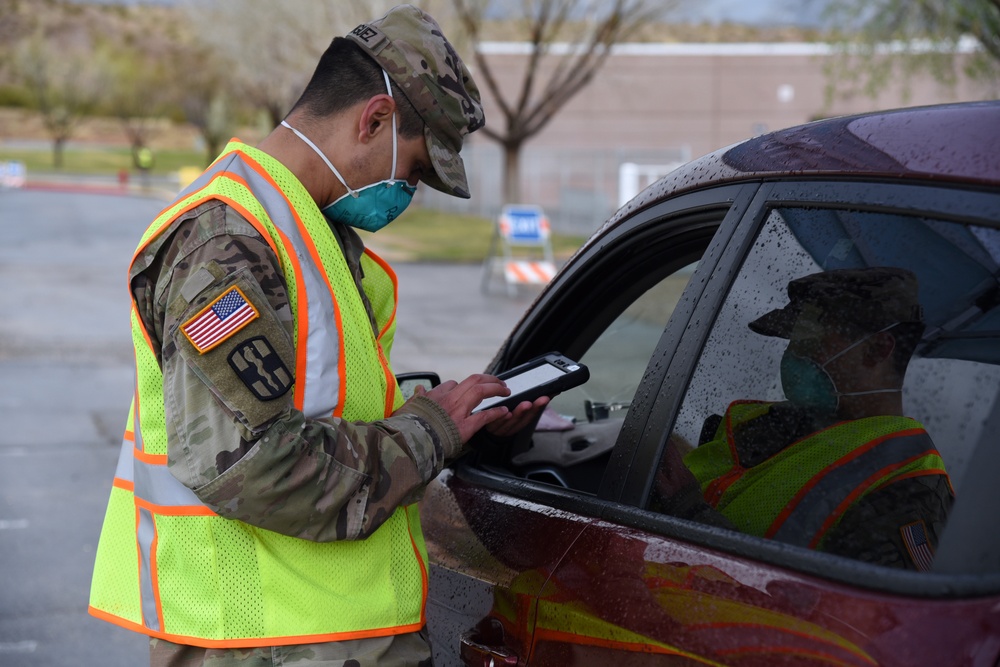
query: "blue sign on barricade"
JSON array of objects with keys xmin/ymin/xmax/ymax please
[
  {"xmin": 482, "ymin": 204, "xmax": 556, "ymax": 296},
  {"xmin": 499, "ymin": 205, "xmax": 549, "ymax": 245},
  {"xmin": 0, "ymin": 161, "xmax": 26, "ymax": 189}
]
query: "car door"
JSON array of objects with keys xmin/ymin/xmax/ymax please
[
  {"xmin": 532, "ymin": 180, "xmax": 1000, "ymax": 666},
  {"xmin": 422, "ymin": 184, "xmax": 758, "ymax": 666}
]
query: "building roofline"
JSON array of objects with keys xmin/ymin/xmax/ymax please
[{"xmin": 477, "ymin": 36, "xmax": 981, "ymax": 57}]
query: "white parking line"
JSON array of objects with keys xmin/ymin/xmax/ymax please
[
  {"xmin": 0, "ymin": 519, "xmax": 29, "ymax": 530},
  {"xmin": 0, "ymin": 641, "xmax": 38, "ymax": 653}
]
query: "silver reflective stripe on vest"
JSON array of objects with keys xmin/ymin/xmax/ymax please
[
  {"xmin": 219, "ymin": 153, "xmax": 342, "ymax": 419},
  {"xmin": 133, "ymin": 457, "xmax": 205, "ymax": 507},
  {"xmin": 114, "ymin": 432, "xmax": 134, "ymax": 483},
  {"xmin": 137, "ymin": 506, "xmax": 160, "ymax": 632},
  {"xmin": 770, "ymin": 431, "xmax": 936, "ymax": 546},
  {"xmin": 130, "ymin": 389, "xmax": 210, "ymax": 636}
]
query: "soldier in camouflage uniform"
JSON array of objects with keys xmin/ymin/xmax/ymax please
[
  {"xmin": 92, "ymin": 5, "xmax": 546, "ymax": 666},
  {"xmin": 655, "ymin": 267, "xmax": 953, "ymax": 571}
]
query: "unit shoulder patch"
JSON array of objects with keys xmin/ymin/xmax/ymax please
[{"xmin": 228, "ymin": 336, "xmax": 293, "ymax": 401}]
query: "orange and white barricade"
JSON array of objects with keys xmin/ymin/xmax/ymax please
[{"xmin": 482, "ymin": 204, "xmax": 557, "ymax": 296}]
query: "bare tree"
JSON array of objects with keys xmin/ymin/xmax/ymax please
[
  {"xmin": 179, "ymin": 0, "xmax": 387, "ymax": 129},
  {"xmin": 0, "ymin": 0, "xmax": 38, "ymax": 65},
  {"xmin": 173, "ymin": 1, "xmax": 456, "ymax": 159},
  {"xmin": 452, "ymin": 0, "xmax": 676, "ymax": 203},
  {"xmin": 824, "ymin": 0, "xmax": 1000, "ymax": 102},
  {"xmin": 94, "ymin": 43, "xmax": 169, "ymax": 167},
  {"xmin": 172, "ymin": 48, "xmax": 235, "ymax": 167},
  {"xmin": 91, "ymin": 6, "xmax": 185, "ymax": 168},
  {"xmin": 13, "ymin": 26, "xmax": 106, "ymax": 168}
]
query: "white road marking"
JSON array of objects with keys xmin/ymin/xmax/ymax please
[{"xmin": 0, "ymin": 641, "xmax": 38, "ymax": 653}]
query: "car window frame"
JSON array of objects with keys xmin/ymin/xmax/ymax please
[
  {"xmin": 458, "ymin": 183, "xmax": 757, "ymax": 495},
  {"xmin": 617, "ymin": 177, "xmax": 1000, "ymax": 597}
]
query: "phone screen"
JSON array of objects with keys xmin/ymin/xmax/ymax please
[{"xmin": 475, "ymin": 362, "xmax": 565, "ymax": 411}]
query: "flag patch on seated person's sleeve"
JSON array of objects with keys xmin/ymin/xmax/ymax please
[
  {"xmin": 182, "ymin": 286, "xmax": 259, "ymax": 353},
  {"xmin": 900, "ymin": 520, "xmax": 935, "ymax": 572}
]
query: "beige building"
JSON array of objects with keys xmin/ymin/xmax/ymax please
[{"xmin": 420, "ymin": 40, "xmax": 994, "ymax": 233}]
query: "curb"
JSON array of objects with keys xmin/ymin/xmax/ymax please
[{"xmin": 19, "ymin": 179, "xmax": 176, "ymax": 201}]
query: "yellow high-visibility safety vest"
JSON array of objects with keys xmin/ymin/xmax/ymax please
[
  {"xmin": 684, "ymin": 401, "xmax": 950, "ymax": 549},
  {"xmin": 89, "ymin": 141, "xmax": 427, "ymax": 648}
]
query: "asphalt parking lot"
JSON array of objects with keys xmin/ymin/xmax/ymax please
[{"xmin": 0, "ymin": 186, "xmax": 539, "ymax": 665}]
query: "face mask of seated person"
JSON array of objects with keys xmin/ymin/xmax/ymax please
[{"xmin": 780, "ymin": 322, "xmax": 902, "ymax": 417}]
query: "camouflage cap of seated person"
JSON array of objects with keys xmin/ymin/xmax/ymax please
[
  {"xmin": 749, "ymin": 267, "xmax": 925, "ymax": 340},
  {"xmin": 347, "ymin": 4, "xmax": 485, "ymax": 199}
]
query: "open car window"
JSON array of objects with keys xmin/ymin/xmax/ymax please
[
  {"xmin": 509, "ymin": 263, "xmax": 698, "ymax": 493},
  {"xmin": 655, "ymin": 205, "xmax": 1000, "ymax": 574},
  {"xmin": 473, "ymin": 200, "xmax": 732, "ymax": 495}
]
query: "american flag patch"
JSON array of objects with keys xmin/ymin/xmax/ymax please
[
  {"xmin": 181, "ymin": 286, "xmax": 259, "ymax": 354},
  {"xmin": 900, "ymin": 520, "xmax": 935, "ymax": 572}
]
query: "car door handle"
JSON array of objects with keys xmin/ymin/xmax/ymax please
[{"xmin": 459, "ymin": 627, "xmax": 519, "ymax": 666}]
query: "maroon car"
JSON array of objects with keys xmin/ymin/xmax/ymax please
[{"xmin": 420, "ymin": 101, "xmax": 1000, "ymax": 666}]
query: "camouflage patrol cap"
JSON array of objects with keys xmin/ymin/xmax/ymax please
[
  {"xmin": 749, "ymin": 267, "xmax": 924, "ymax": 339},
  {"xmin": 347, "ymin": 5, "xmax": 485, "ymax": 199}
]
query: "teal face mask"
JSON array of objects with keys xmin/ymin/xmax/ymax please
[
  {"xmin": 320, "ymin": 177, "xmax": 416, "ymax": 232},
  {"xmin": 779, "ymin": 323, "xmax": 901, "ymax": 414},
  {"xmin": 281, "ymin": 70, "xmax": 416, "ymax": 233},
  {"xmin": 779, "ymin": 351, "xmax": 839, "ymax": 414}
]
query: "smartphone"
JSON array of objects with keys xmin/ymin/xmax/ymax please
[{"xmin": 473, "ymin": 352, "xmax": 589, "ymax": 413}]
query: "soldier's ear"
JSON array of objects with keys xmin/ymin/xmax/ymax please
[
  {"xmin": 358, "ymin": 95, "xmax": 395, "ymax": 142},
  {"xmin": 864, "ymin": 331, "xmax": 896, "ymax": 365}
]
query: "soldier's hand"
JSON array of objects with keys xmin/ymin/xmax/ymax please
[
  {"xmin": 486, "ymin": 396, "xmax": 549, "ymax": 438},
  {"xmin": 415, "ymin": 373, "xmax": 512, "ymax": 444}
]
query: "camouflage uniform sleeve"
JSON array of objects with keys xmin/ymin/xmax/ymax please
[
  {"xmin": 820, "ymin": 475, "xmax": 954, "ymax": 571},
  {"xmin": 132, "ymin": 200, "xmax": 463, "ymax": 542}
]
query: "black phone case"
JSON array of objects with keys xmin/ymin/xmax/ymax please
[{"xmin": 475, "ymin": 352, "xmax": 590, "ymax": 412}]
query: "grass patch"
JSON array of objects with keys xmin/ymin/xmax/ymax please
[
  {"xmin": 361, "ymin": 207, "xmax": 588, "ymax": 264},
  {"xmin": 0, "ymin": 145, "xmax": 206, "ymax": 175},
  {"xmin": 0, "ymin": 142, "xmax": 590, "ymax": 263}
]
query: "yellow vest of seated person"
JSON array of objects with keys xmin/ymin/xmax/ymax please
[{"xmin": 685, "ymin": 401, "xmax": 949, "ymax": 549}]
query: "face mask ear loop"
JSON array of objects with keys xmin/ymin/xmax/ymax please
[
  {"xmin": 381, "ymin": 69, "xmax": 398, "ymax": 186},
  {"xmin": 821, "ymin": 322, "xmax": 899, "ymax": 370},
  {"xmin": 825, "ymin": 322, "xmax": 903, "ymax": 401},
  {"xmin": 281, "ymin": 120, "xmax": 357, "ymax": 198}
]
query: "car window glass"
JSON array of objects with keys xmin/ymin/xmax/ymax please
[
  {"xmin": 652, "ymin": 207, "xmax": 1000, "ymax": 574},
  {"xmin": 510, "ymin": 263, "xmax": 699, "ymax": 493},
  {"xmin": 552, "ymin": 265, "xmax": 697, "ymax": 422}
]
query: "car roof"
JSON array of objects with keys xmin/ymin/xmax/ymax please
[{"xmin": 607, "ymin": 100, "xmax": 1000, "ymax": 231}]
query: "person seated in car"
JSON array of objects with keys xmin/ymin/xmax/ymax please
[{"xmin": 659, "ymin": 267, "xmax": 954, "ymax": 571}]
